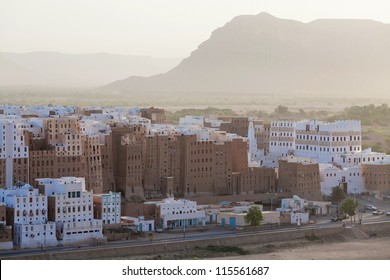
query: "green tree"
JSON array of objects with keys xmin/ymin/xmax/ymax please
[
  {"xmin": 274, "ymin": 105, "xmax": 289, "ymax": 116},
  {"xmin": 244, "ymin": 206, "xmax": 264, "ymax": 228},
  {"xmin": 0, "ymin": 224, "xmax": 8, "ymax": 238},
  {"xmin": 298, "ymin": 108, "xmax": 308, "ymax": 118},
  {"xmin": 330, "ymin": 186, "xmax": 345, "ymax": 204},
  {"xmin": 340, "ymin": 198, "xmax": 359, "ymax": 223}
]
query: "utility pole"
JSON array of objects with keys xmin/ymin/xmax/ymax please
[
  {"xmin": 183, "ymin": 200, "xmax": 186, "ymax": 239},
  {"xmin": 353, "ymin": 187, "xmax": 358, "ymax": 223}
]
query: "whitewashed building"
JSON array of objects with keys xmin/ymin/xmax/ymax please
[
  {"xmin": 217, "ymin": 210, "xmax": 280, "ymax": 228},
  {"xmin": 22, "ymin": 106, "xmax": 73, "ymax": 118},
  {"xmin": 277, "ymin": 195, "xmax": 309, "ymax": 225},
  {"xmin": 269, "ymin": 120, "xmax": 362, "ymax": 164},
  {"xmin": 22, "ymin": 106, "xmax": 53, "ymax": 118},
  {"xmin": 278, "ymin": 195, "xmax": 305, "ymax": 212},
  {"xmin": 0, "ymin": 117, "xmax": 29, "ymax": 188},
  {"xmin": 152, "ymin": 197, "xmax": 206, "ymax": 229},
  {"xmin": 0, "ymin": 183, "xmax": 47, "ymax": 224},
  {"xmin": 295, "ymin": 120, "xmax": 361, "ymax": 163},
  {"xmin": 290, "ymin": 212, "xmax": 309, "ymax": 225},
  {"xmin": 121, "ymin": 216, "xmax": 154, "ymax": 232},
  {"xmin": 13, "ymin": 222, "xmax": 57, "ymax": 248},
  {"xmin": 0, "ymin": 105, "xmax": 23, "ymax": 116},
  {"xmin": 269, "ymin": 121, "xmax": 296, "ymax": 157},
  {"xmin": 93, "ymin": 192, "xmax": 121, "ymax": 225},
  {"xmin": 334, "ymin": 148, "xmax": 390, "ymax": 167},
  {"xmin": 304, "ymin": 200, "xmax": 332, "ymax": 216},
  {"xmin": 248, "ymin": 121, "xmax": 263, "ymax": 164},
  {"xmin": 179, "ymin": 116, "xmax": 205, "ymax": 127},
  {"xmin": 80, "ymin": 119, "xmax": 111, "ymax": 138},
  {"xmin": 0, "ymin": 183, "xmax": 57, "ymax": 248},
  {"xmin": 36, "ymin": 177, "xmax": 103, "ymax": 244},
  {"xmin": 319, "ymin": 164, "xmax": 364, "ymax": 196}
]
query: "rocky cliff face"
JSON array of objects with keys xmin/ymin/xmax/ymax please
[{"xmin": 102, "ymin": 13, "xmax": 390, "ymax": 96}]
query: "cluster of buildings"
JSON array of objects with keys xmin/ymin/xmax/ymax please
[
  {"xmin": 1, "ymin": 104, "xmax": 390, "ymax": 249},
  {"xmin": 0, "ymin": 177, "xmax": 121, "ymax": 249},
  {"xmin": 1, "ymin": 104, "xmax": 389, "ymax": 200},
  {"xmin": 0, "ymin": 105, "xmax": 278, "ymax": 203},
  {"xmin": 264, "ymin": 119, "xmax": 390, "ymax": 197}
]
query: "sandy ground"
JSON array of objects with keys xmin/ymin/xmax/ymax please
[
  {"xmin": 217, "ymin": 236, "xmax": 390, "ymax": 260},
  {"xmin": 107, "ymin": 232, "xmax": 390, "ymax": 260}
]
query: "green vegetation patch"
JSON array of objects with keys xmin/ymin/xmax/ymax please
[
  {"xmin": 166, "ymin": 107, "xmax": 237, "ymax": 122},
  {"xmin": 329, "ymin": 104, "xmax": 390, "ymax": 126}
]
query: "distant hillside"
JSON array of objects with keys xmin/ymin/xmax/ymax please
[
  {"xmin": 0, "ymin": 54, "xmax": 40, "ymax": 86},
  {"xmin": 102, "ymin": 13, "xmax": 390, "ymax": 96},
  {"xmin": 0, "ymin": 52, "xmax": 181, "ymax": 87}
]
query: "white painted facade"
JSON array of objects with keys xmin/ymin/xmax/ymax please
[
  {"xmin": 291, "ymin": 212, "xmax": 309, "ymax": 225},
  {"xmin": 93, "ymin": 192, "xmax": 121, "ymax": 225},
  {"xmin": 334, "ymin": 148, "xmax": 390, "ymax": 167},
  {"xmin": 304, "ymin": 201, "xmax": 332, "ymax": 215},
  {"xmin": 153, "ymin": 197, "xmax": 206, "ymax": 229},
  {"xmin": 121, "ymin": 216, "xmax": 154, "ymax": 232},
  {"xmin": 233, "ymin": 204, "xmax": 263, "ymax": 213},
  {"xmin": 80, "ymin": 119, "xmax": 111, "ymax": 139},
  {"xmin": 0, "ymin": 183, "xmax": 47, "ymax": 224},
  {"xmin": 319, "ymin": 164, "xmax": 364, "ymax": 195},
  {"xmin": 127, "ymin": 116, "xmax": 151, "ymax": 126},
  {"xmin": 277, "ymin": 196, "xmax": 309, "ymax": 225},
  {"xmin": 23, "ymin": 106, "xmax": 75, "ymax": 118},
  {"xmin": 248, "ymin": 121, "xmax": 263, "ymax": 164},
  {"xmin": 0, "ymin": 117, "xmax": 29, "ymax": 187},
  {"xmin": 269, "ymin": 120, "xmax": 362, "ymax": 164},
  {"xmin": 279, "ymin": 195, "xmax": 305, "ymax": 212},
  {"xmin": 195, "ymin": 129, "xmax": 213, "ymax": 142},
  {"xmin": 24, "ymin": 118, "xmax": 45, "ymax": 138},
  {"xmin": 61, "ymin": 220, "xmax": 102, "ymax": 242},
  {"xmin": 37, "ymin": 177, "xmax": 103, "ymax": 243},
  {"xmin": 295, "ymin": 120, "xmax": 361, "ymax": 163},
  {"xmin": 0, "ymin": 183, "xmax": 58, "ymax": 248},
  {"xmin": 179, "ymin": 116, "xmax": 205, "ymax": 127},
  {"xmin": 146, "ymin": 125, "xmax": 177, "ymax": 141},
  {"xmin": 217, "ymin": 211, "xmax": 280, "ymax": 227},
  {"xmin": 0, "ymin": 105, "xmax": 23, "ymax": 116},
  {"xmin": 85, "ymin": 113, "xmax": 119, "ymax": 123},
  {"xmin": 269, "ymin": 121, "xmax": 296, "ymax": 157},
  {"xmin": 13, "ymin": 222, "xmax": 57, "ymax": 249},
  {"xmin": 204, "ymin": 208, "xmax": 219, "ymax": 224},
  {"xmin": 205, "ymin": 118, "xmax": 224, "ymax": 128},
  {"xmin": 22, "ymin": 106, "xmax": 53, "ymax": 118}
]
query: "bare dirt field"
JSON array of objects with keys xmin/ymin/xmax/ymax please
[
  {"xmin": 216, "ymin": 236, "xmax": 390, "ymax": 260},
  {"xmin": 106, "ymin": 231, "xmax": 390, "ymax": 260}
]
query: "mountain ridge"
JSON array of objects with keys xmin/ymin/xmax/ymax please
[{"xmin": 101, "ymin": 13, "xmax": 390, "ymax": 96}]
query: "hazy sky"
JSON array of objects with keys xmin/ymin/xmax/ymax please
[{"xmin": 1, "ymin": 0, "xmax": 390, "ymax": 58}]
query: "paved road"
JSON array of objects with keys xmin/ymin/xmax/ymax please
[{"xmin": 2, "ymin": 216, "xmax": 390, "ymax": 259}]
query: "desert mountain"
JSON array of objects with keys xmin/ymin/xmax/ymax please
[
  {"xmin": 102, "ymin": 13, "xmax": 390, "ymax": 96},
  {"xmin": 0, "ymin": 52, "xmax": 180, "ymax": 87},
  {"xmin": 0, "ymin": 54, "xmax": 41, "ymax": 86}
]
